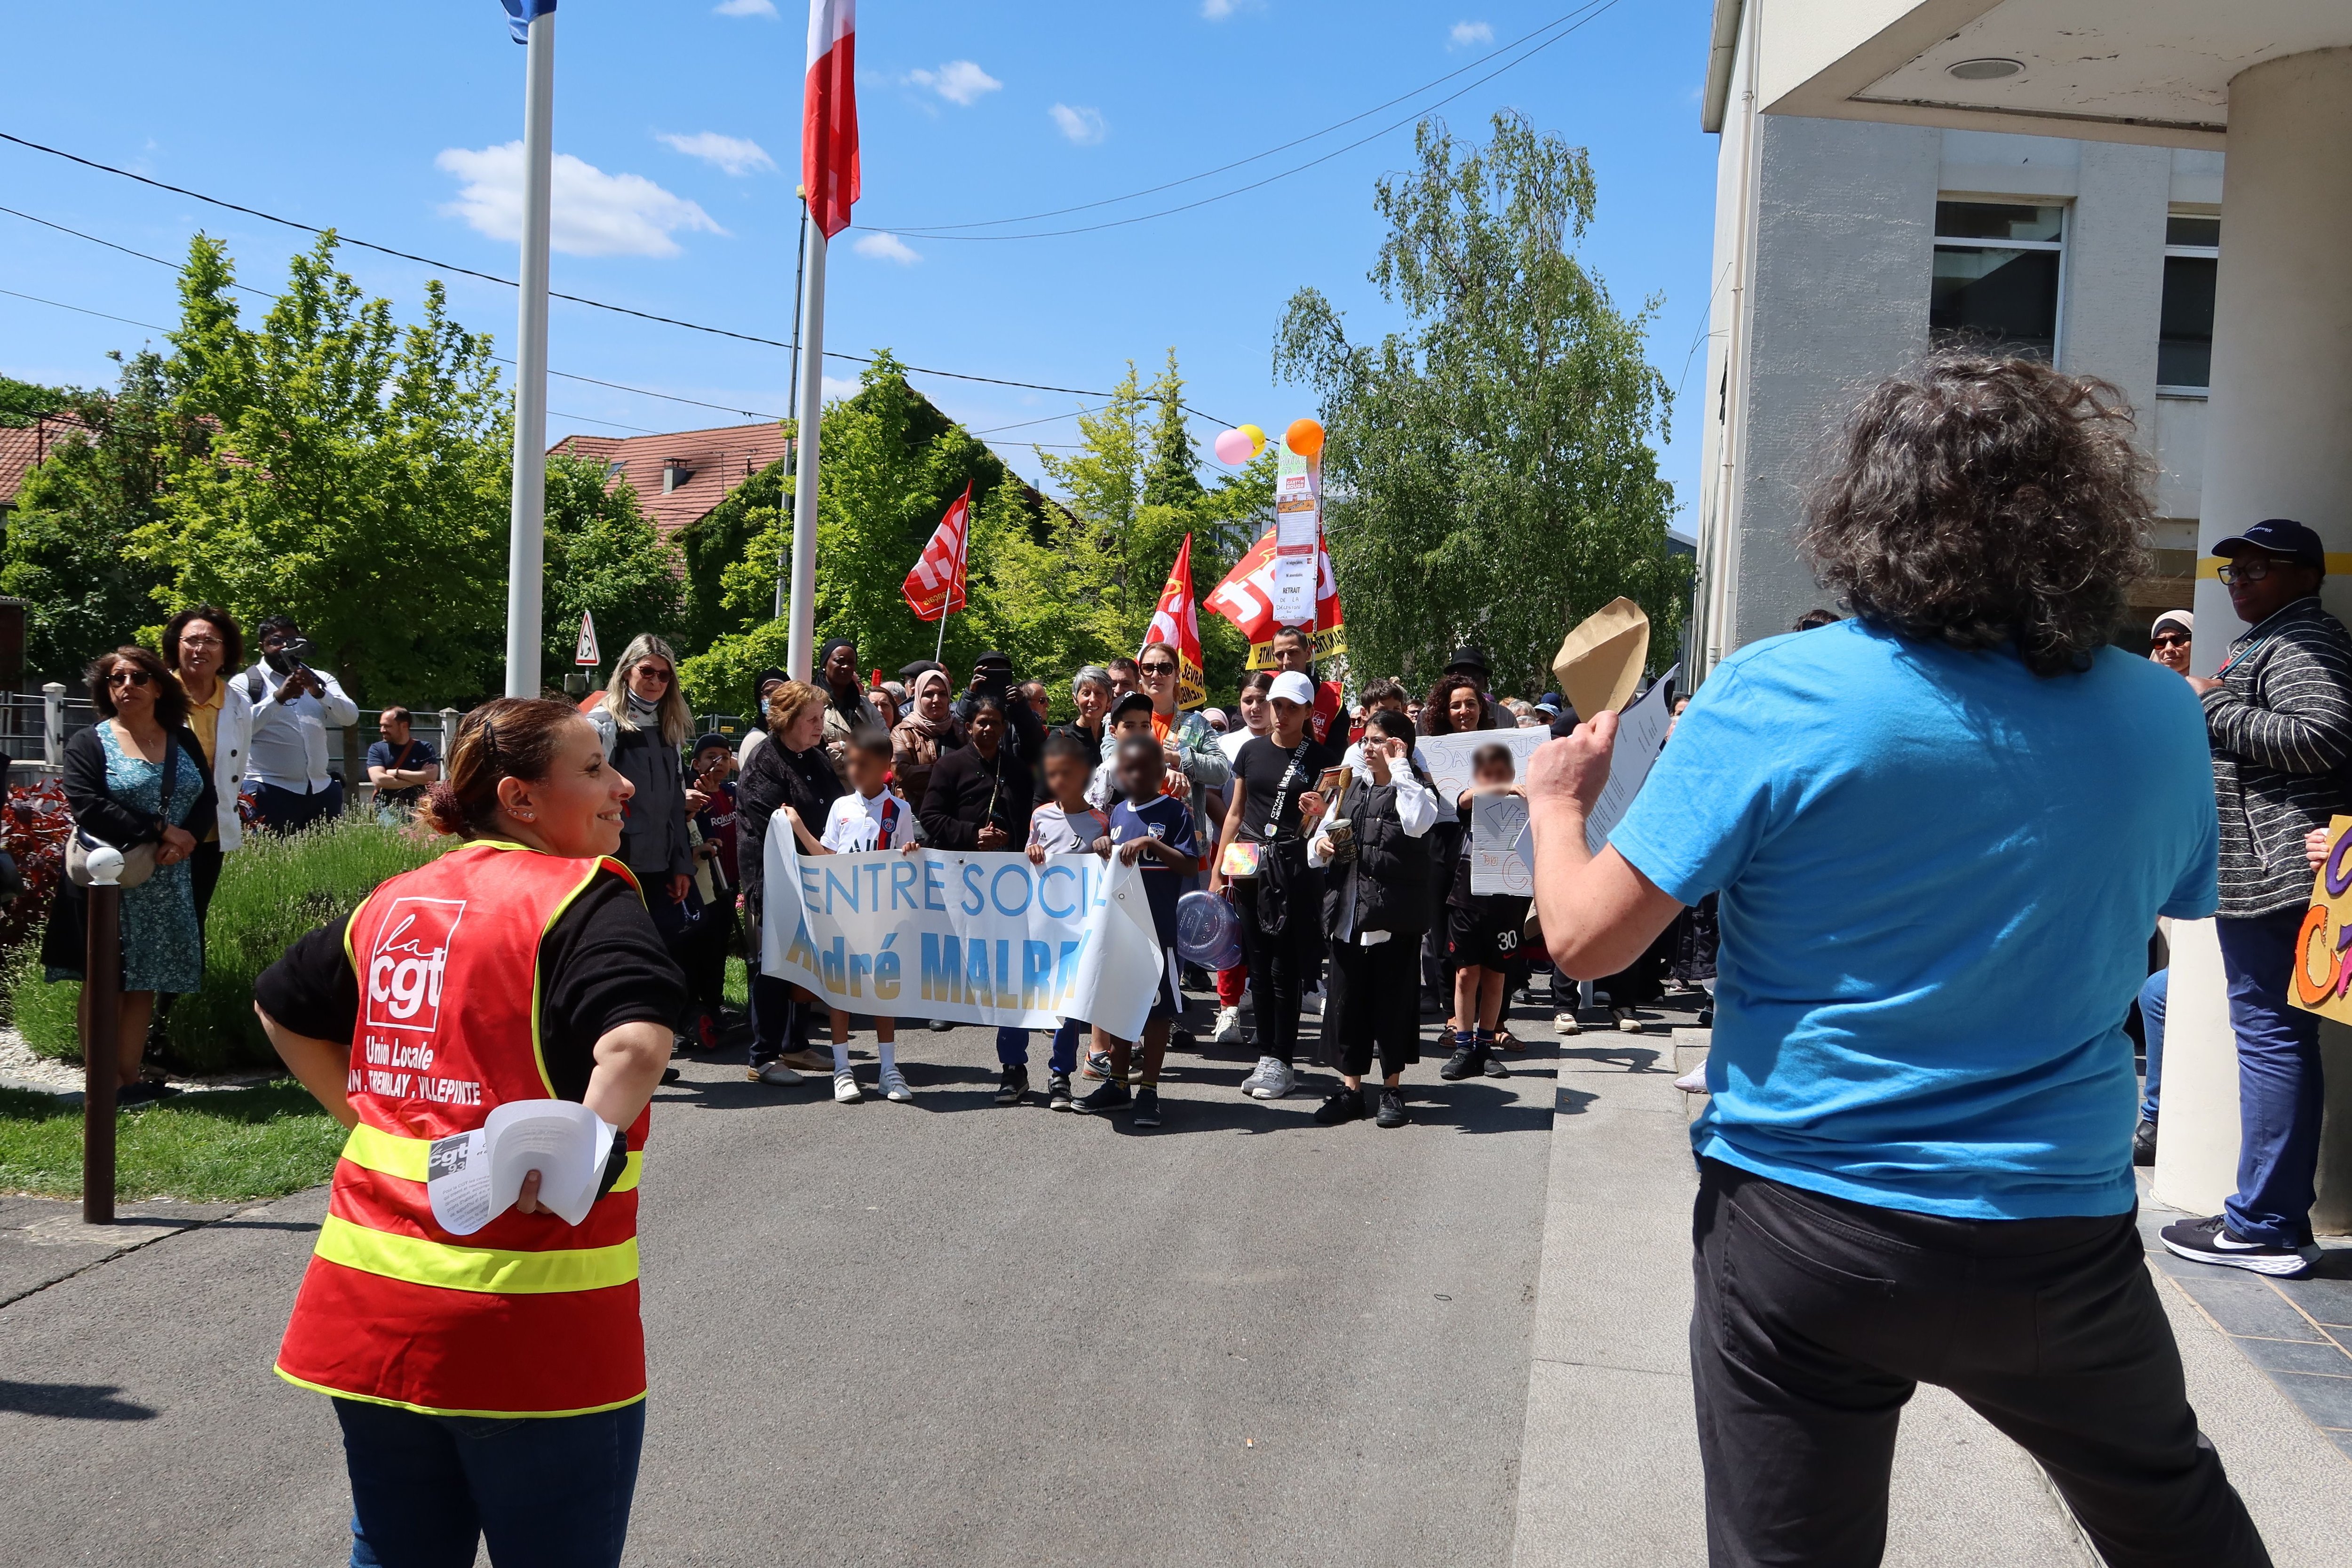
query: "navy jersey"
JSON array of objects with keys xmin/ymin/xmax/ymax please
[{"xmin": 1109, "ymin": 791, "xmax": 1197, "ymax": 941}]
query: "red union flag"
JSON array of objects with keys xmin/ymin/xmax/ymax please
[
  {"xmin": 803, "ymin": 0, "xmax": 859, "ymax": 239},
  {"xmin": 1206, "ymin": 525, "xmax": 1345, "ymax": 669},
  {"xmin": 1143, "ymin": 533, "xmax": 1207, "ymax": 710},
  {"xmin": 901, "ymin": 482, "xmax": 971, "ymax": 622}
]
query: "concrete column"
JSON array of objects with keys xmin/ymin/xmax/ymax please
[{"xmin": 2164, "ymin": 48, "xmax": 2352, "ymax": 1232}]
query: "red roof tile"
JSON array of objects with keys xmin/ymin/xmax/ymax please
[
  {"xmin": 0, "ymin": 416, "xmax": 95, "ymax": 509},
  {"xmin": 550, "ymin": 422, "xmax": 791, "ymax": 538}
]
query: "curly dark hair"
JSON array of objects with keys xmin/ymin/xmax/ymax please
[
  {"xmin": 1799, "ymin": 354, "xmax": 2151, "ymax": 677},
  {"xmin": 1418, "ymin": 673, "xmax": 1495, "ymax": 736}
]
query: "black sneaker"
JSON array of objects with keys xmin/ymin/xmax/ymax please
[
  {"xmin": 994, "ymin": 1065, "xmax": 1029, "ymax": 1106},
  {"xmin": 660, "ymin": 1066, "xmax": 683, "ymax": 1085},
  {"xmin": 2159, "ymin": 1213, "xmax": 2316, "ymax": 1278},
  {"xmin": 1376, "ymin": 1088, "xmax": 1409, "ymax": 1128},
  {"xmin": 1169, "ymin": 1028, "xmax": 1197, "ymax": 1052},
  {"xmin": 1439, "ymin": 1042, "xmax": 1486, "ymax": 1081},
  {"xmin": 1074, "ymin": 1079, "xmax": 1132, "ymax": 1114},
  {"xmin": 1481, "ymin": 1052, "xmax": 1510, "ymax": 1079},
  {"xmin": 1047, "ymin": 1072, "xmax": 1075, "ymax": 1112},
  {"xmin": 2132, "ymin": 1119, "xmax": 2158, "ymax": 1167},
  {"xmin": 1132, "ymin": 1086, "xmax": 1162, "ymax": 1128},
  {"xmin": 1313, "ymin": 1088, "xmax": 1366, "ymax": 1125}
]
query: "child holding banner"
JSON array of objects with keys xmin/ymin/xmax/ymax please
[
  {"xmin": 996, "ymin": 731, "xmax": 1112, "ymax": 1111},
  {"xmin": 784, "ymin": 731, "xmax": 926, "ymax": 1104},
  {"xmin": 1077, "ymin": 735, "xmax": 1200, "ymax": 1129}
]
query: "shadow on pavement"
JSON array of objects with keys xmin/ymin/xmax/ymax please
[
  {"xmin": 0, "ymin": 1380, "xmax": 157, "ymax": 1421},
  {"xmin": 1558, "ymin": 1043, "xmax": 1665, "ymax": 1074}
]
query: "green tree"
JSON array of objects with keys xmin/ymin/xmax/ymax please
[
  {"xmin": 0, "ymin": 352, "xmax": 202, "ymax": 677},
  {"xmin": 540, "ymin": 451, "xmax": 685, "ymax": 678},
  {"xmin": 1275, "ymin": 112, "xmax": 1681, "ymax": 696},
  {"xmin": 141, "ymin": 233, "xmax": 511, "ymax": 742},
  {"xmin": 0, "ymin": 374, "xmax": 77, "ymax": 428}
]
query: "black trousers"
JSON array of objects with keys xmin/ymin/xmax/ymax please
[
  {"xmin": 1691, "ymin": 1158, "xmax": 2268, "ymax": 1568},
  {"xmin": 1232, "ymin": 877, "xmax": 1319, "ymax": 1066},
  {"xmin": 679, "ymin": 894, "xmax": 737, "ymax": 1014},
  {"xmin": 1318, "ymin": 937, "xmax": 1421, "ymax": 1077}
]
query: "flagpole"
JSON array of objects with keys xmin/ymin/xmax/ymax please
[
  {"xmin": 787, "ymin": 217, "xmax": 826, "ymax": 683},
  {"xmin": 775, "ymin": 197, "xmax": 808, "ymax": 624},
  {"xmin": 503, "ymin": 7, "xmax": 555, "ymax": 699}
]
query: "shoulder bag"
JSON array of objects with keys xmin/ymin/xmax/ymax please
[
  {"xmin": 1252, "ymin": 744, "xmax": 1314, "ymax": 938},
  {"xmin": 66, "ymin": 731, "xmax": 182, "ymax": 890}
]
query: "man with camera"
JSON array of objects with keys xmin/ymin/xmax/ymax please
[{"xmin": 242, "ymin": 615, "xmax": 359, "ymax": 835}]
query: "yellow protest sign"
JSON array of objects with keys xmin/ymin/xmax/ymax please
[{"xmin": 2291, "ymin": 813, "xmax": 2352, "ymax": 1020}]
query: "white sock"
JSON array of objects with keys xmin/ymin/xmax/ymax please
[
  {"xmin": 831, "ymin": 1041, "xmax": 852, "ymax": 1075},
  {"xmin": 878, "ymin": 1039, "xmax": 898, "ymax": 1075}
]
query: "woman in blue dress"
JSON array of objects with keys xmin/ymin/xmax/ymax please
[{"xmin": 41, "ymin": 645, "xmax": 216, "ymax": 1104}]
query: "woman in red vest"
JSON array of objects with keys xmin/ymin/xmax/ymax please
[{"xmin": 255, "ymin": 696, "xmax": 685, "ymax": 1568}]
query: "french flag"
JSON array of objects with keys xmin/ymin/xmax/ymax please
[{"xmin": 804, "ymin": 0, "xmax": 860, "ymax": 239}]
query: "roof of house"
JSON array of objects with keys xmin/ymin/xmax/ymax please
[
  {"xmin": 0, "ymin": 416, "xmax": 94, "ymax": 509},
  {"xmin": 550, "ymin": 422, "xmax": 793, "ymax": 537}
]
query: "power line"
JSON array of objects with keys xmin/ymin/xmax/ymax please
[
  {"xmin": 869, "ymin": 0, "xmax": 1615, "ymax": 236},
  {"xmin": 0, "ymin": 131, "xmax": 1237, "ymax": 426},
  {"xmin": 0, "ymin": 285, "xmax": 660, "ymax": 433},
  {"xmin": 874, "ymin": 0, "xmax": 1626, "ymax": 242},
  {"xmin": 3, "ymin": 204, "xmax": 785, "ymax": 421}
]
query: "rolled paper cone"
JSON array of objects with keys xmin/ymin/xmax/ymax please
[{"xmin": 1551, "ymin": 597, "xmax": 1651, "ymax": 718}]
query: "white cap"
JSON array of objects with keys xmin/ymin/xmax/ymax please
[{"xmin": 1268, "ymin": 671, "xmax": 1316, "ymax": 706}]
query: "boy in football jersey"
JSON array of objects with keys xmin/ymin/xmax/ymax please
[{"xmin": 1077, "ymin": 734, "xmax": 1199, "ymax": 1128}]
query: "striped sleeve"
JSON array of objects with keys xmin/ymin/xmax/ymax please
[{"xmin": 2204, "ymin": 631, "xmax": 2352, "ymax": 775}]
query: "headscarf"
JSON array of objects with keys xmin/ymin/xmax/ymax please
[
  {"xmin": 2151, "ymin": 610, "xmax": 2193, "ymax": 638},
  {"xmin": 891, "ymin": 666, "xmax": 964, "ymax": 809}
]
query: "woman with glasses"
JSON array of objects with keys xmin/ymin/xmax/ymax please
[
  {"xmin": 2147, "ymin": 610, "xmax": 2192, "ymax": 677},
  {"xmin": 1134, "ymin": 640, "xmax": 1231, "ymax": 851},
  {"xmin": 161, "ymin": 605, "xmax": 253, "ymax": 925},
  {"xmin": 41, "ymin": 646, "xmax": 218, "ymax": 1104},
  {"xmin": 588, "ymin": 635, "xmax": 699, "ymax": 1065}
]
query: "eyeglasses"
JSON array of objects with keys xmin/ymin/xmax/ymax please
[
  {"xmin": 2217, "ymin": 557, "xmax": 2288, "ymax": 585},
  {"xmin": 178, "ymin": 635, "xmax": 222, "ymax": 650},
  {"xmin": 106, "ymin": 669, "xmax": 153, "ymax": 689}
]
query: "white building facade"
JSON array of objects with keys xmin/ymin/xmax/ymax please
[{"xmin": 1689, "ymin": 94, "xmax": 2222, "ymax": 674}]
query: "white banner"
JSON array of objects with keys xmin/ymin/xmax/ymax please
[{"xmin": 761, "ymin": 831, "xmax": 1162, "ymax": 1039}]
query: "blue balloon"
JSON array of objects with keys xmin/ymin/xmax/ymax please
[{"xmin": 1175, "ymin": 889, "xmax": 1245, "ymax": 972}]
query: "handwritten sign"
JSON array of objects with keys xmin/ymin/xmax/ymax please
[
  {"xmin": 2291, "ymin": 813, "xmax": 2352, "ymax": 1021},
  {"xmin": 1414, "ymin": 729, "xmax": 1548, "ymax": 804},
  {"xmin": 1581, "ymin": 664, "xmax": 1678, "ymax": 854},
  {"xmin": 1469, "ymin": 793, "xmax": 1534, "ymax": 896}
]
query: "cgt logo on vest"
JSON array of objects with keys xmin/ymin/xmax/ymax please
[{"xmin": 365, "ymin": 898, "xmax": 466, "ymax": 1034}]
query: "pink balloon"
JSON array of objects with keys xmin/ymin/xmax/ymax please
[{"xmin": 1213, "ymin": 428, "xmax": 1255, "ymax": 466}]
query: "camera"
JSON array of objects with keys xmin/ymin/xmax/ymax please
[{"xmin": 263, "ymin": 633, "xmax": 317, "ymax": 677}]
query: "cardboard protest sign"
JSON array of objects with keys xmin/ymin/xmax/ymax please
[
  {"xmin": 1552, "ymin": 598, "xmax": 1649, "ymax": 719},
  {"xmin": 2291, "ymin": 813, "xmax": 2352, "ymax": 1021},
  {"xmin": 1469, "ymin": 794, "xmax": 1535, "ymax": 897}
]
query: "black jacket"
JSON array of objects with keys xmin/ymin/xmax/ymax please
[
  {"xmin": 1322, "ymin": 775, "xmax": 1432, "ymax": 941},
  {"xmin": 920, "ymin": 740, "xmax": 1035, "ymax": 851},
  {"xmin": 736, "ymin": 736, "xmax": 842, "ymax": 921}
]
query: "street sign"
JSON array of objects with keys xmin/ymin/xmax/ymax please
[{"xmin": 573, "ymin": 609, "xmax": 599, "ymax": 667}]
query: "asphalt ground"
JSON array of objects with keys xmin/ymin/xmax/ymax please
[{"xmin": 0, "ymin": 989, "xmax": 1574, "ymax": 1568}]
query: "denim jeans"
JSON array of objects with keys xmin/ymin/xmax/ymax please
[
  {"xmin": 335, "ymin": 1396, "xmax": 645, "ymax": 1568},
  {"xmin": 252, "ymin": 778, "xmax": 343, "ymax": 835},
  {"xmin": 996, "ymin": 1020, "xmax": 1082, "ymax": 1075},
  {"xmin": 2137, "ymin": 968, "xmax": 2168, "ymax": 1124},
  {"xmin": 2216, "ymin": 910, "xmax": 2327, "ymax": 1247}
]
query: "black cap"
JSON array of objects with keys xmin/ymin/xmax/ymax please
[
  {"xmin": 1110, "ymin": 691, "xmax": 1155, "ymax": 723},
  {"xmin": 898, "ymin": 660, "xmax": 944, "ymax": 683},
  {"xmin": 1446, "ymin": 644, "xmax": 1489, "ymax": 675},
  {"xmin": 973, "ymin": 649, "xmax": 1012, "ymax": 669},
  {"xmin": 691, "ymin": 731, "xmax": 732, "ymax": 755},
  {"xmin": 2214, "ymin": 518, "xmax": 2327, "ymax": 570}
]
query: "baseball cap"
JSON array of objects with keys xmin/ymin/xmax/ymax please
[
  {"xmin": 1268, "ymin": 671, "xmax": 1316, "ymax": 706},
  {"xmin": 1446, "ymin": 645, "xmax": 1490, "ymax": 675},
  {"xmin": 1110, "ymin": 691, "xmax": 1155, "ymax": 723},
  {"xmin": 2213, "ymin": 518, "xmax": 2326, "ymax": 569}
]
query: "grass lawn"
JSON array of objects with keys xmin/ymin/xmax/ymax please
[{"xmin": 0, "ymin": 1081, "xmax": 347, "ymax": 1202}]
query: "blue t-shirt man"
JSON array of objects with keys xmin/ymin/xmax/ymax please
[{"xmin": 1610, "ymin": 618, "xmax": 2218, "ymax": 1220}]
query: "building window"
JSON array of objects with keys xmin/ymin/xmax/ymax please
[
  {"xmin": 1930, "ymin": 201, "xmax": 2065, "ymax": 361},
  {"xmin": 2159, "ymin": 211, "xmax": 2219, "ymax": 395}
]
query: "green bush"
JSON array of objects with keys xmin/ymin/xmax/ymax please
[{"xmin": 9, "ymin": 817, "xmax": 449, "ymax": 1074}]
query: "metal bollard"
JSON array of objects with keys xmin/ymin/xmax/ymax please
[
  {"xmin": 81, "ymin": 877, "xmax": 123, "ymax": 1225},
  {"xmin": 42, "ymin": 681, "xmax": 65, "ymax": 771}
]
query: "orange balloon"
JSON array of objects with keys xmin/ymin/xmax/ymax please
[{"xmin": 1285, "ymin": 418, "xmax": 1325, "ymax": 459}]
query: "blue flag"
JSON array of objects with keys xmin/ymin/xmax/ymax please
[{"xmin": 501, "ymin": 0, "xmax": 555, "ymax": 44}]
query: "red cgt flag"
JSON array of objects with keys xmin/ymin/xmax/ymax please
[
  {"xmin": 902, "ymin": 482, "xmax": 972, "ymax": 623},
  {"xmin": 1143, "ymin": 533, "xmax": 1207, "ymax": 710},
  {"xmin": 1206, "ymin": 525, "xmax": 1344, "ymax": 668},
  {"xmin": 803, "ymin": 0, "xmax": 860, "ymax": 239}
]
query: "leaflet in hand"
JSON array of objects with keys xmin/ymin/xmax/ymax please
[{"xmin": 426, "ymin": 1099, "xmax": 614, "ymax": 1236}]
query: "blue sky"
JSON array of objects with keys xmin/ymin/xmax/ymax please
[{"xmin": 1, "ymin": 0, "xmax": 1717, "ymax": 525}]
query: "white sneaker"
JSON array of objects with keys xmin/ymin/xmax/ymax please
[
  {"xmin": 1241, "ymin": 1056, "xmax": 1295, "ymax": 1100},
  {"xmin": 1553, "ymin": 1011, "xmax": 1581, "ymax": 1037},
  {"xmin": 1674, "ymin": 1065, "xmax": 1709, "ymax": 1095},
  {"xmin": 879, "ymin": 1065, "xmax": 914, "ymax": 1103},
  {"xmin": 1613, "ymin": 1008, "xmax": 1644, "ymax": 1035},
  {"xmin": 832, "ymin": 1071, "xmax": 864, "ymax": 1104},
  {"xmin": 1300, "ymin": 989, "xmax": 1323, "ymax": 1017},
  {"xmin": 1211, "ymin": 1006, "xmax": 1244, "ymax": 1045},
  {"xmin": 750, "ymin": 1060, "xmax": 804, "ymax": 1085}
]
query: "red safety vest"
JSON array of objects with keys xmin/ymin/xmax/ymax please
[{"xmin": 274, "ymin": 842, "xmax": 652, "ymax": 1418}]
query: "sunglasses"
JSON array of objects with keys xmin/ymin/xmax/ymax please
[
  {"xmin": 2151, "ymin": 633, "xmax": 2190, "ymax": 648},
  {"xmin": 107, "ymin": 669, "xmax": 153, "ymax": 689},
  {"xmin": 1139, "ymin": 662, "xmax": 1177, "ymax": 676},
  {"xmin": 634, "ymin": 666, "xmax": 674, "ymax": 685}
]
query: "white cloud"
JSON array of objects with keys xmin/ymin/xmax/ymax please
[
  {"xmin": 1201, "ymin": 0, "xmax": 1240, "ymax": 16},
  {"xmin": 713, "ymin": 0, "xmax": 777, "ymax": 17},
  {"xmin": 656, "ymin": 131, "xmax": 777, "ymax": 177},
  {"xmin": 853, "ymin": 232, "xmax": 922, "ymax": 265},
  {"xmin": 821, "ymin": 375, "xmax": 860, "ymax": 399},
  {"xmin": 437, "ymin": 143, "xmax": 726, "ymax": 259},
  {"xmin": 906, "ymin": 60, "xmax": 1002, "ymax": 107},
  {"xmin": 1049, "ymin": 103, "xmax": 1108, "ymax": 146},
  {"xmin": 1449, "ymin": 20, "xmax": 1494, "ymax": 49}
]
